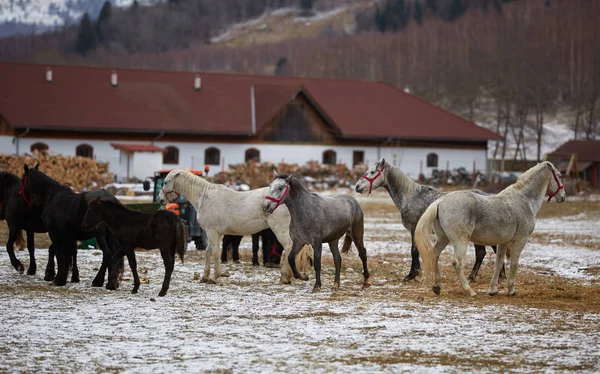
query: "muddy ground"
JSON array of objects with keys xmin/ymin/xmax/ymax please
[{"xmin": 0, "ymin": 192, "xmax": 599, "ymax": 373}]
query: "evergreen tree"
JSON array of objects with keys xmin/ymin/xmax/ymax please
[
  {"xmin": 426, "ymin": 0, "xmax": 437, "ymax": 14},
  {"xmin": 274, "ymin": 57, "xmax": 289, "ymax": 76},
  {"xmin": 74, "ymin": 13, "xmax": 96, "ymax": 55},
  {"xmin": 375, "ymin": 6, "xmax": 386, "ymax": 32},
  {"xmin": 448, "ymin": 0, "xmax": 467, "ymax": 21},
  {"xmin": 414, "ymin": 2, "xmax": 423, "ymax": 25},
  {"xmin": 300, "ymin": 0, "xmax": 314, "ymax": 15},
  {"xmin": 95, "ymin": 1, "xmax": 111, "ymax": 42},
  {"xmin": 493, "ymin": 0, "xmax": 503, "ymax": 13}
]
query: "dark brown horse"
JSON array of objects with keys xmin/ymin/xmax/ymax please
[{"xmin": 82, "ymin": 197, "xmax": 186, "ymax": 296}]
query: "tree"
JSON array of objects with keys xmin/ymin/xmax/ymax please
[
  {"xmin": 414, "ymin": 2, "xmax": 423, "ymax": 25},
  {"xmin": 300, "ymin": 0, "xmax": 314, "ymax": 16},
  {"xmin": 274, "ymin": 57, "xmax": 289, "ymax": 76},
  {"xmin": 426, "ymin": 0, "xmax": 437, "ymax": 13},
  {"xmin": 74, "ymin": 13, "xmax": 96, "ymax": 55},
  {"xmin": 96, "ymin": 1, "xmax": 112, "ymax": 42},
  {"xmin": 449, "ymin": 0, "xmax": 467, "ymax": 21}
]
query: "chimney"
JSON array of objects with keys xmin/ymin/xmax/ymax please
[
  {"xmin": 110, "ymin": 70, "xmax": 118, "ymax": 87},
  {"xmin": 404, "ymin": 85, "xmax": 411, "ymax": 94},
  {"xmin": 194, "ymin": 74, "xmax": 201, "ymax": 91},
  {"xmin": 46, "ymin": 67, "xmax": 53, "ymax": 83}
]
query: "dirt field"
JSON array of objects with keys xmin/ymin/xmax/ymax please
[{"xmin": 0, "ymin": 191, "xmax": 599, "ymax": 372}]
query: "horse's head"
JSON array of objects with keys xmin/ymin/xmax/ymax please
[
  {"xmin": 158, "ymin": 169, "xmax": 184, "ymax": 205},
  {"xmin": 262, "ymin": 170, "xmax": 292, "ymax": 214},
  {"xmin": 20, "ymin": 163, "xmax": 41, "ymax": 206},
  {"xmin": 81, "ymin": 197, "xmax": 105, "ymax": 231},
  {"xmin": 355, "ymin": 158, "xmax": 386, "ymax": 195},
  {"xmin": 545, "ymin": 161, "xmax": 566, "ymax": 203}
]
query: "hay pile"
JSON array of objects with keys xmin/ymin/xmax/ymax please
[
  {"xmin": 209, "ymin": 160, "xmax": 368, "ymax": 190},
  {"xmin": 0, "ymin": 151, "xmax": 114, "ymax": 192}
]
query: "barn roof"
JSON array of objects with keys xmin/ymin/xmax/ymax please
[
  {"xmin": 111, "ymin": 143, "xmax": 167, "ymax": 153},
  {"xmin": 549, "ymin": 140, "xmax": 600, "ymax": 162},
  {"xmin": 0, "ymin": 62, "xmax": 500, "ymax": 142}
]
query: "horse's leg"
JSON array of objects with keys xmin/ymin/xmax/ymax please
[
  {"xmin": 251, "ymin": 232, "xmax": 260, "ymax": 266},
  {"xmin": 350, "ymin": 225, "xmax": 371, "ymax": 288},
  {"xmin": 6, "ymin": 228, "xmax": 25, "ymax": 274},
  {"xmin": 506, "ymin": 240, "xmax": 527, "ymax": 297},
  {"xmin": 232, "ymin": 236, "xmax": 242, "ymax": 263},
  {"xmin": 221, "ymin": 236, "xmax": 229, "ymax": 264},
  {"xmin": 158, "ymin": 246, "xmax": 175, "ymax": 297},
  {"xmin": 431, "ymin": 236, "xmax": 450, "ymax": 296},
  {"xmin": 106, "ymin": 252, "xmax": 124, "ymax": 291},
  {"xmin": 125, "ymin": 249, "xmax": 141, "ymax": 294},
  {"xmin": 70, "ymin": 248, "xmax": 80, "ymax": 283},
  {"xmin": 402, "ymin": 229, "xmax": 422, "ymax": 283},
  {"xmin": 488, "ymin": 243, "xmax": 509, "ymax": 296},
  {"xmin": 493, "ymin": 245, "xmax": 507, "ymax": 281},
  {"xmin": 452, "ymin": 240, "xmax": 477, "ymax": 297},
  {"xmin": 262, "ymin": 232, "xmax": 270, "ymax": 266},
  {"xmin": 210, "ymin": 234, "xmax": 224, "ymax": 283},
  {"xmin": 26, "ymin": 230, "xmax": 37, "ymax": 275},
  {"xmin": 288, "ymin": 241, "xmax": 307, "ymax": 281},
  {"xmin": 45, "ymin": 244, "xmax": 56, "ymax": 281},
  {"xmin": 53, "ymin": 242, "xmax": 71, "ymax": 287},
  {"xmin": 468, "ymin": 244, "xmax": 487, "ymax": 282},
  {"xmin": 200, "ymin": 232, "xmax": 215, "ymax": 283},
  {"xmin": 272, "ymin": 229, "xmax": 294, "ymax": 284},
  {"xmin": 92, "ymin": 238, "xmax": 110, "ymax": 287},
  {"xmin": 329, "ymin": 240, "xmax": 342, "ymax": 290},
  {"xmin": 312, "ymin": 241, "xmax": 323, "ymax": 292}
]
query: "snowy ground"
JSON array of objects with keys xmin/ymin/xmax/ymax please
[{"xmin": 0, "ymin": 195, "xmax": 599, "ymax": 373}]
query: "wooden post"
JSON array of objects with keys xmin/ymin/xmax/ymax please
[
  {"xmin": 419, "ymin": 160, "xmax": 424, "ymax": 183},
  {"xmin": 221, "ymin": 157, "xmax": 225, "ymax": 184},
  {"xmin": 445, "ymin": 160, "xmax": 450, "ymax": 185}
]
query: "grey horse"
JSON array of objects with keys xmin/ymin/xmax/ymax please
[
  {"xmin": 355, "ymin": 158, "xmax": 502, "ymax": 283},
  {"xmin": 415, "ymin": 161, "xmax": 566, "ymax": 297},
  {"xmin": 262, "ymin": 172, "xmax": 370, "ymax": 292}
]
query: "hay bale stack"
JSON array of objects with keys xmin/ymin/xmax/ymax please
[{"xmin": 0, "ymin": 151, "xmax": 114, "ymax": 192}]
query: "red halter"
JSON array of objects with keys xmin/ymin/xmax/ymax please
[
  {"xmin": 161, "ymin": 187, "xmax": 180, "ymax": 203},
  {"xmin": 19, "ymin": 175, "xmax": 32, "ymax": 206},
  {"xmin": 361, "ymin": 168, "xmax": 384, "ymax": 195},
  {"xmin": 547, "ymin": 169, "xmax": 564, "ymax": 202},
  {"xmin": 265, "ymin": 184, "xmax": 289, "ymax": 213}
]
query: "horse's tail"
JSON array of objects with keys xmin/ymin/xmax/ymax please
[
  {"xmin": 175, "ymin": 218, "xmax": 187, "ymax": 264},
  {"xmin": 296, "ymin": 244, "xmax": 314, "ymax": 273},
  {"xmin": 414, "ymin": 199, "xmax": 442, "ymax": 279},
  {"xmin": 341, "ymin": 234, "xmax": 353, "ymax": 254},
  {"xmin": 15, "ymin": 230, "xmax": 26, "ymax": 250}
]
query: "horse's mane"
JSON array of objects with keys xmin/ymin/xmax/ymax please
[
  {"xmin": 172, "ymin": 169, "xmax": 219, "ymax": 196},
  {"xmin": 276, "ymin": 174, "xmax": 316, "ymax": 197},
  {"xmin": 97, "ymin": 197, "xmax": 144, "ymax": 216},
  {"xmin": 0, "ymin": 172, "xmax": 21, "ymax": 191},
  {"xmin": 28, "ymin": 169, "xmax": 72, "ymax": 195},
  {"xmin": 384, "ymin": 161, "xmax": 421, "ymax": 196},
  {"xmin": 506, "ymin": 162, "xmax": 550, "ymax": 194}
]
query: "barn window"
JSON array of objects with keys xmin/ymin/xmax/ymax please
[
  {"xmin": 322, "ymin": 149, "xmax": 337, "ymax": 165},
  {"xmin": 427, "ymin": 153, "xmax": 438, "ymax": 167},
  {"xmin": 76, "ymin": 144, "xmax": 94, "ymax": 158},
  {"xmin": 205, "ymin": 147, "xmax": 220, "ymax": 165},
  {"xmin": 245, "ymin": 148, "xmax": 260, "ymax": 162},
  {"xmin": 353, "ymin": 151, "xmax": 364, "ymax": 167},
  {"xmin": 30, "ymin": 142, "xmax": 49, "ymax": 153},
  {"xmin": 163, "ymin": 146, "xmax": 179, "ymax": 165}
]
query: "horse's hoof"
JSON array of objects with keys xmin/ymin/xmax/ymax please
[
  {"xmin": 488, "ymin": 289, "xmax": 499, "ymax": 296},
  {"xmin": 221, "ymin": 260, "xmax": 227, "ymax": 264},
  {"xmin": 71, "ymin": 277, "xmax": 80, "ymax": 283},
  {"xmin": 91, "ymin": 279, "xmax": 104, "ymax": 287},
  {"xmin": 300, "ymin": 274, "xmax": 309, "ymax": 281},
  {"xmin": 220, "ymin": 271, "xmax": 230, "ymax": 277},
  {"xmin": 362, "ymin": 281, "xmax": 371, "ymax": 289},
  {"xmin": 508, "ymin": 290, "xmax": 517, "ymax": 297},
  {"xmin": 158, "ymin": 290, "xmax": 167, "ymax": 297},
  {"xmin": 234, "ymin": 260, "xmax": 240, "ymax": 264},
  {"xmin": 106, "ymin": 283, "xmax": 119, "ymax": 291},
  {"xmin": 279, "ymin": 278, "xmax": 292, "ymax": 285},
  {"xmin": 200, "ymin": 277, "xmax": 209, "ymax": 283},
  {"xmin": 16, "ymin": 264, "xmax": 24, "ymax": 275},
  {"xmin": 312, "ymin": 287, "xmax": 321, "ymax": 293},
  {"xmin": 131, "ymin": 289, "xmax": 138, "ymax": 294},
  {"xmin": 44, "ymin": 273, "xmax": 55, "ymax": 282},
  {"xmin": 432, "ymin": 285, "xmax": 441, "ymax": 295},
  {"xmin": 469, "ymin": 290, "xmax": 478, "ymax": 297},
  {"xmin": 53, "ymin": 280, "xmax": 67, "ymax": 287},
  {"xmin": 27, "ymin": 269, "xmax": 36, "ymax": 276},
  {"xmin": 402, "ymin": 269, "xmax": 421, "ymax": 283},
  {"xmin": 252, "ymin": 262, "xmax": 259, "ymax": 267},
  {"xmin": 207, "ymin": 279, "xmax": 217, "ymax": 285},
  {"xmin": 332, "ymin": 282, "xmax": 340, "ymax": 290}
]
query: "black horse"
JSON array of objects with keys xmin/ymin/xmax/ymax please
[
  {"xmin": 20, "ymin": 165, "xmax": 120, "ymax": 287},
  {"xmin": 82, "ymin": 197, "xmax": 187, "ymax": 296},
  {"xmin": 0, "ymin": 170, "xmax": 51, "ymax": 276},
  {"xmin": 221, "ymin": 229, "xmax": 284, "ymax": 266}
]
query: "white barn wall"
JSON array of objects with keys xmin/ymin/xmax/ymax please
[
  {"xmin": 1, "ymin": 136, "xmax": 488, "ymax": 182},
  {"xmin": 133, "ymin": 152, "xmax": 163, "ymax": 181}
]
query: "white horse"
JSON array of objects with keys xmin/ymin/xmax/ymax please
[
  {"xmin": 415, "ymin": 161, "xmax": 566, "ymax": 297},
  {"xmin": 157, "ymin": 169, "xmax": 312, "ymax": 284}
]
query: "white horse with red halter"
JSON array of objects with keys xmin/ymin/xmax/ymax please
[
  {"xmin": 415, "ymin": 161, "xmax": 566, "ymax": 297},
  {"xmin": 157, "ymin": 169, "xmax": 313, "ymax": 284}
]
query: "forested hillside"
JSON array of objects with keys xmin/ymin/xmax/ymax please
[{"xmin": 1, "ymin": 0, "xmax": 598, "ymax": 161}]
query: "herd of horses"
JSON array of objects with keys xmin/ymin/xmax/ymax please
[{"xmin": 0, "ymin": 158, "xmax": 565, "ymax": 297}]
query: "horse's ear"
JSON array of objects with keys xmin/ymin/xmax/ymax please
[
  {"xmin": 273, "ymin": 169, "xmax": 279, "ymax": 177},
  {"xmin": 377, "ymin": 158, "xmax": 385, "ymax": 169},
  {"xmin": 23, "ymin": 164, "xmax": 29, "ymax": 176},
  {"xmin": 285, "ymin": 174, "xmax": 293, "ymax": 183},
  {"xmin": 95, "ymin": 197, "xmax": 101, "ymax": 206},
  {"xmin": 34, "ymin": 163, "xmax": 39, "ymax": 170}
]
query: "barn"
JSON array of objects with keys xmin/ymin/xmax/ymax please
[
  {"xmin": 0, "ymin": 62, "xmax": 500, "ymax": 182},
  {"xmin": 547, "ymin": 139, "xmax": 600, "ymax": 188}
]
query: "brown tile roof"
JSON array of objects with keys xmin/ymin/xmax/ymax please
[
  {"xmin": 111, "ymin": 143, "xmax": 166, "ymax": 153},
  {"xmin": 0, "ymin": 62, "xmax": 501, "ymax": 141},
  {"xmin": 550, "ymin": 140, "xmax": 600, "ymax": 162}
]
